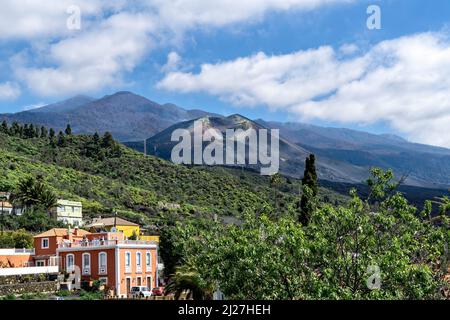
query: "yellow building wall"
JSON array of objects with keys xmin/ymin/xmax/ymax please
[
  {"xmin": 105, "ymin": 225, "xmax": 140, "ymax": 238},
  {"xmin": 140, "ymin": 235, "xmax": 160, "ymax": 242}
]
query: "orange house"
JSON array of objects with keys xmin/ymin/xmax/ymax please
[
  {"xmin": 57, "ymin": 231, "xmax": 159, "ymax": 297},
  {"xmin": 33, "ymin": 228, "xmax": 90, "ymax": 266}
]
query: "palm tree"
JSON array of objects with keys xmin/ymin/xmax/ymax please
[
  {"xmin": 39, "ymin": 189, "xmax": 58, "ymax": 211},
  {"xmin": 165, "ymin": 265, "xmax": 212, "ymax": 300},
  {"xmin": 11, "ymin": 176, "xmax": 57, "ymax": 213}
]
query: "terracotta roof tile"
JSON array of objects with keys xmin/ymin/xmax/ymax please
[
  {"xmin": 34, "ymin": 228, "xmax": 90, "ymax": 238},
  {"xmin": 85, "ymin": 217, "xmax": 139, "ymax": 228},
  {"xmin": 0, "ymin": 201, "xmax": 13, "ymax": 208}
]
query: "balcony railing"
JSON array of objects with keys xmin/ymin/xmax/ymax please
[
  {"xmin": 0, "ymin": 248, "xmax": 35, "ymax": 255},
  {"xmin": 58, "ymin": 240, "xmax": 158, "ymax": 248},
  {"xmin": 14, "ymin": 248, "xmax": 35, "ymax": 254}
]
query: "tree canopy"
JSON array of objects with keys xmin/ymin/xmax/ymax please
[{"xmin": 161, "ymin": 168, "xmax": 450, "ymax": 300}]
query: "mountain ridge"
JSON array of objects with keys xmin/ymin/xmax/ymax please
[
  {"xmin": 126, "ymin": 114, "xmax": 450, "ymax": 188},
  {"xmin": 1, "ymin": 91, "xmax": 449, "ymax": 188},
  {"xmin": 0, "ymin": 92, "xmax": 218, "ymax": 141}
]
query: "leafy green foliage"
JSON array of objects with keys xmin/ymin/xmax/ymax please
[
  {"xmin": 0, "ymin": 229, "xmax": 33, "ymax": 249},
  {"xmin": 163, "ymin": 169, "xmax": 450, "ymax": 300}
]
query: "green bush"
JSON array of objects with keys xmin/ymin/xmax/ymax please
[
  {"xmin": 0, "ymin": 229, "xmax": 33, "ymax": 249},
  {"xmin": 56, "ymin": 290, "xmax": 70, "ymax": 297}
]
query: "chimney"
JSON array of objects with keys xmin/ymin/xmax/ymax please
[{"xmin": 68, "ymin": 227, "xmax": 73, "ymax": 242}]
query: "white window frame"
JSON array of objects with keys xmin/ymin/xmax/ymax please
[
  {"xmin": 66, "ymin": 254, "xmax": 75, "ymax": 272},
  {"xmin": 49, "ymin": 256, "xmax": 59, "ymax": 266},
  {"xmin": 136, "ymin": 252, "xmax": 142, "ymax": 273},
  {"xmin": 36, "ymin": 260, "xmax": 45, "ymax": 267},
  {"xmin": 41, "ymin": 238, "xmax": 49, "ymax": 249},
  {"xmin": 146, "ymin": 251, "xmax": 152, "ymax": 272},
  {"xmin": 136, "ymin": 276, "xmax": 142, "ymax": 286},
  {"xmin": 99, "ymin": 252, "xmax": 107, "ymax": 275},
  {"xmin": 82, "ymin": 252, "xmax": 91, "ymax": 275},
  {"xmin": 125, "ymin": 251, "xmax": 131, "ymax": 273}
]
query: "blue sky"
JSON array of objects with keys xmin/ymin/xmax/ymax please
[{"xmin": 0, "ymin": 0, "xmax": 450, "ymax": 147}]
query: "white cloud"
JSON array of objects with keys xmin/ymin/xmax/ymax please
[
  {"xmin": 0, "ymin": 82, "xmax": 21, "ymax": 100},
  {"xmin": 158, "ymin": 32, "xmax": 450, "ymax": 148},
  {"xmin": 0, "ymin": 0, "xmax": 125, "ymax": 40},
  {"xmin": 339, "ymin": 43, "xmax": 359, "ymax": 55},
  {"xmin": 1, "ymin": 0, "xmax": 352, "ymax": 97},
  {"xmin": 148, "ymin": 0, "xmax": 353, "ymax": 31},
  {"xmin": 16, "ymin": 12, "xmax": 156, "ymax": 96},
  {"xmin": 22, "ymin": 103, "xmax": 47, "ymax": 111},
  {"xmin": 161, "ymin": 52, "xmax": 182, "ymax": 73},
  {"xmin": 158, "ymin": 48, "xmax": 367, "ymax": 108}
]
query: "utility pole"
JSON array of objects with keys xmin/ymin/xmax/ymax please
[
  {"xmin": 143, "ymin": 138, "xmax": 147, "ymax": 156},
  {"xmin": 0, "ymin": 193, "xmax": 6, "ymax": 232}
]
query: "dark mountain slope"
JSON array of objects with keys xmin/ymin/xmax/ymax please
[
  {"xmin": 0, "ymin": 92, "xmax": 216, "ymax": 141},
  {"xmin": 257, "ymin": 120, "xmax": 450, "ymax": 188},
  {"xmin": 126, "ymin": 114, "xmax": 370, "ymax": 183}
]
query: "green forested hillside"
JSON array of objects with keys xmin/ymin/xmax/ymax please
[
  {"xmin": 0, "ymin": 128, "xmax": 346, "ymax": 226},
  {"xmin": 2, "ymin": 125, "xmax": 450, "ymax": 300}
]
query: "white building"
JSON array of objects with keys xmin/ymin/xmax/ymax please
[
  {"xmin": 0, "ymin": 201, "xmax": 13, "ymax": 214},
  {"xmin": 0, "ymin": 192, "xmax": 16, "ymax": 215},
  {"xmin": 50, "ymin": 200, "xmax": 83, "ymax": 227}
]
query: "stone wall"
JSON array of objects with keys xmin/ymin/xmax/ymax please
[
  {"xmin": 0, "ymin": 274, "xmax": 58, "ymax": 296},
  {"xmin": 0, "ymin": 281, "xmax": 58, "ymax": 296},
  {"xmin": 0, "ymin": 273, "xmax": 57, "ymax": 285}
]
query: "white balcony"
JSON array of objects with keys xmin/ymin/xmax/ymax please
[
  {"xmin": 0, "ymin": 248, "xmax": 35, "ymax": 255},
  {"xmin": 58, "ymin": 240, "xmax": 158, "ymax": 249}
]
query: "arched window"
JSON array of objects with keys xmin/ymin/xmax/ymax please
[
  {"xmin": 66, "ymin": 254, "xmax": 75, "ymax": 272},
  {"xmin": 99, "ymin": 252, "xmax": 107, "ymax": 274},
  {"xmin": 146, "ymin": 251, "xmax": 152, "ymax": 272},
  {"xmin": 125, "ymin": 251, "xmax": 131, "ymax": 273},
  {"xmin": 136, "ymin": 252, "xmax": 142, "ymax": 271},
  {"xmin": 82, "ymin": 253, "xmax": 91, "ymax": 275}
]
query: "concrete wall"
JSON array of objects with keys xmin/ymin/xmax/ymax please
[{"xmin": 0, "ymin": 266, "xmax": 58, "ymax": 276}]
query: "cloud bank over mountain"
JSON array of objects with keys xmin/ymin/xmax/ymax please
[
  {"xmin": 0, "ymin": 0, "xmax": 352, "ymax": 98},
  {"xmin": 158, "ymin": 32, "xmax": 450, "ymax": 148}
]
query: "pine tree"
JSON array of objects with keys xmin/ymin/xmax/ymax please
[
  {"xmin": 84, "ymin": 132, "xmax": 100, "ymax": 158},
  {"xmin": 40, "ymin": 126, "xmax": 48, "ymax": 139},
  {"xmin": 34, "ymin": 125, "xmax": 40, "ymax": 138},
  {"xmin": 57, "ymin": 131, "xmax": 66, "ymax": 147},
  {"xmin": 0, "ymin": 121, "xmax": 7, "ymax": 134},
  {"xmin": 93, "ymin": 132, "xmax": 100, "ymax": 144},
  {"xmin": 28, "ymin": 124, "xmax": 35, "ymax": 138},
  {"xmin": 65, "ymin": 124, "xmax": 72, "ymax": 135},
  {"xmin": 9, "ymin": 121, "xmax": 22, "ymax": 137},
  {"xmin": 23, "ymin": 123, "xmax": 29, "ymax": 138},
  {"xmin": 299, "ymin": 154, "xmax": 318, "ymax": 225},
  {"xmin": 101, "ymin": 132, "xmax": 114, "ymax": 148},
  {"xmin": 48, "ymin": 128, "xmax": 56, "ymax": 148}
]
